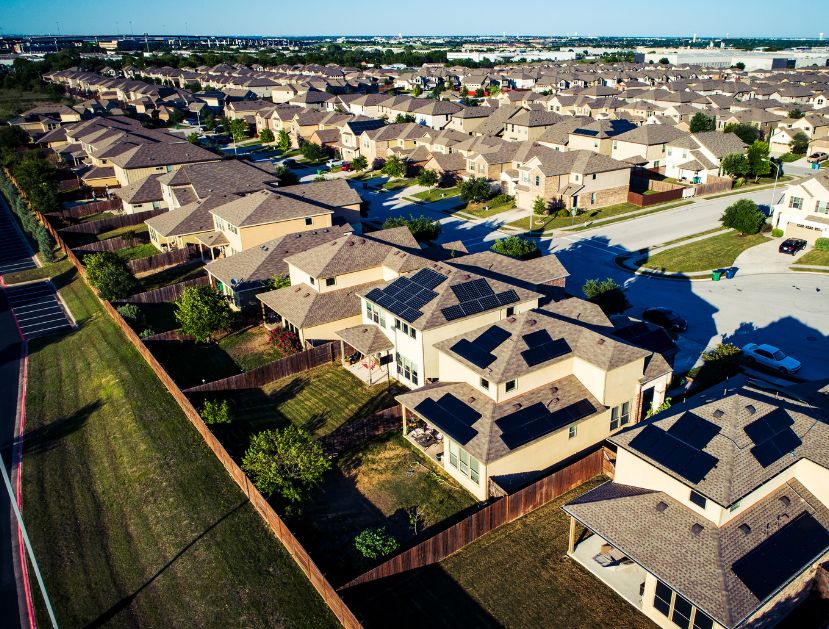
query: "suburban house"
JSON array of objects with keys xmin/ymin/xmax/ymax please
[
  {"xmin": 771, "ymin": 170, "xmax": 829, "ymax": 242},
  {"xmin": 358, "ymin": 123, "xmax": 430, "ymax": 165},
  {"xmin": 395, "ymin": 299, "xmax": 673, "ymax": 500},
  {"xmin": 502, "ymin": 110, "xmax": 565, "ymax": 142},
  {"xmin": 145, "ymin": 193, "xmax": 237, "ymax": 253},
  {"xmin": 663, "ymin": 131, "xmax": 746, "ymax": 184},
  {"xmin": 610, "ymin": 125, "xmax": 689, "ymax": 170},
  {"xmin": 108, "ymin": 141, "xmax": 219, "ymax": 187},
  {"xmin": 114, "ymin": 174, "xmax": 167, "ymax": 214},
  {"xmin": 8, "ymin": 104, "xmax": 82, "ymax": 138},
  {"xmin": 158, "ymin": 159, "xmax": 279, "ymax": 210},
  {"xmin": 567, "ymin": 119, "xmax": 637, "ymax": 156},
  {"xmin": 563, "ymin": 381, "xmax": 829, "ymax": 629}
]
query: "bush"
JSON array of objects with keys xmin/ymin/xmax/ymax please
[
  {"xmin": 381, "ymin": 155, "xmax": 406, "ymax": 178},
  {"xmin": 299, "ymin": 141, "xmax": 328, "ymax": 162},
  {"xmin": 489, "ymin": 193, "xmax": 514, "ymax": 207},
  {"xmin": 582, "ymin": 277, "xmax": 629, "ymax": 315},
  {"xmin": 117, "ymin": 303, "xmax": 143, "ymax": 323},
  {"xmin": 459, "ymin": 176, "xmax": 492, "ymax": 203},
  {"xmin": 269, "ymin": 327, "xmax": 302, "ymax": 357},
  {"xmin": 814, "ymin": 237, "xmax": 829, "ymax": 251},
  {"xmin": 174, "ymin": 286, "xmax": 233, "ymax": 342},
  {"xmin": 772, "ymin": 228, "xmax": 784, "ymax": 238},
  {"xmin": 201, "ymin": 399, "xmax": 231, "ymax": 425},
  {"xmin": 84, "ymin": 252, "xmax": 138, "ymax": 301},
  {"xmin": 273, "ymin": 165, "xmax": 298, "ymax": 186},
  {"xmin": 383, "ymin": 214, "xmax": 441, "ymax": 242},
  {"xmin": 258, "ymin": 129, "xmax": 275, "ymax": 143},
  {"xmin": 720, "ymin": 199, "xmax": 766, "ymax": 235},
  {"xmin": 491, "ymin": 236, "xmax": 540, "ymax": 260},
  {"xmin": 354, "ymin": 527, "xmax": 400, "ymax": 560},
  {"xmin": 417, "ymin": 169, "xmax": 439, "ymax": 187},
  {"xmin": 139, "ymin": 327, "xmax": 156, "ymax": 339},
  {"xmin": 351, "ymin": 155, "xmax": 368, "ymax": 171}
]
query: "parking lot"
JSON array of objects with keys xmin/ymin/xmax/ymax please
[
  {"xmin": 3, "ymin": 281, "xmax": 73, "ymax": 340},
  {"xmin": 0, "ymin": 203, "xmax": 36, "ymax": 276}
]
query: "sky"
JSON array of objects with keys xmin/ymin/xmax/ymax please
[{"xmin": 0, "ymin": 0, "xmax": 825, "ymax": 38}]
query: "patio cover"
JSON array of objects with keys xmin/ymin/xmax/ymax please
[{"xmin": 335, "ymin": 324, "xmax": 393, "ymax": 355}]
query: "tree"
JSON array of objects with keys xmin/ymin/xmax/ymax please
[
  {"xmin": 490, "ymin": 236, "xmax": 540, "ymax": 260},
  {"xmin": 689, "ymin": 112, "xmax": 715, "ymax": 133},
  {"xmin": 201, "ymin": 399, "xmax": 231, "ymax": 425},
  {"xmin": 791, "ymin": 131, "xmax": 809, "ymax": 155},
  {"xmin": 412, "ymin": 84, "xmax": 423, "ymax": 97},
  {"xmin": 532, "ymin": 196, "xmax": 548, "ymax": 215},
  {"xmin": 720, "ymin": 199, "xmax": 766, "ymax": 235},
  {"xmin": 475, "ymin": 87, "xmax": 485, "ymax": 98},
  {"xmin": 274, "ymin": 164, "xmax": 298, "ymax": 185},
  {"xmin": 116, "ymin": 303, "xmax": 143, "ymax": 323},
  {"xmin": 417, "ymin": 169, "xmax": 439, "ymax": 187},
  {"xmin": 582, "ymin": 277, "xmax": 629, "ymax": 315},
  {"xmin": 721, "ymin": 153, "xmax": 750, "ymax": 179},
  {"xmin": 488, "ymin": 84, "xmax": 501, "ymax": 96},
  {"xmin": 461, "ymin": 83, "xmax": 469, "ymax": 96},
  {"xmin": 354, "ymin": 527, "xmax": 399, "ymax": 560},
  {"xmin": 788, "ymin": 108, "xmax": 805, "ymax": 119},
  {"xmin": 174, "ymin": 285, "xmax": 233, "ymax": 342},
  {"xmin": 259, "ymin": 128, "xmax": 275, "ymax": 143},
  {"xmin": 266, "ymin": 274, "xmax": 291, "ymax": 290},
  {"xmin": 459, "ymin": 176, "xmax": 492, "ymax": 203},
  {"xmin": 187, "ymin": 131, "xmax": 200, "ymax": 144},
  {"xmin": 723, "ymin": 122, "xmax": 761, "ymax": 145},
  {"xmin": 383, "ymin": 214, "xmax": 441, "ymax": 242},
  {"xmin": 659, "ymin": 57, "xmax": 670, "ymax": 65},
  {"xmin": 393, "ymin": 113, "xmax": 416, "ymax": 124},
  {"xmin": 746, "ymin": 141, "xmax": 771, "ymax": 181},
  {"xmin": 242, "ymin": 426, "xmax": 331, "ymax": 505},
  {"xmin": 734, "ymin": 62, "xmax": 746, "ymax": 71},
  {"xmin": 381, "ymin": 154, "xmax": 406, "ymax": 178},
  {"xmin": 300, "ymin": 141, "xmax": 328, "ymax": 162},
  {"xmin": 277, "ymin": 129, "xmax": 291, "ymax": 151},
  {"xmin": 351, "ymin": 155, "xmax": 368, "ymax": 171},
  {"xmin": 84, "ymin": 252, "xmax": 138, "ymax": 301},
  {"xmin": 226, "ymin": 117, "xmax": 249, "ymax": 143}
]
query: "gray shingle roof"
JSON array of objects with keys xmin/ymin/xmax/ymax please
[{"xmin": 257, "ymin": 280, "xmax": 384, "ymax": 328}]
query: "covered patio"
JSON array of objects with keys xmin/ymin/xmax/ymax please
[
  {"xmin": 335, "ymin": 324, "xmax": 392, "ymax": 386},
  {"xmin": 401, "ymin": 407, "xmax": 444, "ymax": 464},
  {"xmin": 195, "ymin": 231, "xmax": 230, "ymax": 260}
]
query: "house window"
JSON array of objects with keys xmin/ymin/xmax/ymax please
[
  {"xmin": 609, "ymin": 401, "xmax": 631, "ymax": 430},
  {"xmin": 729, "ymin": 501, "xmax": 742, "ymax": 513},
  {"xmin": 689, "ymin": 491, "xmax": 707, "ymax": 509},
  {"xmin": 395, "ymin": 352, "xmax": 419, "ymax": 385},
  {"xmin": 672, "ymin": 593, "xmax": 694, "ymax": 629},
  {"xmin": 535, "ymin": 175, "xmax": 540, "ymax": 186},
  {"xmin": 366, "ymin": 302, "xmax": 386, "ymax": 327},
  {"xmin": 448, "ymin": 441, "xmax": 480, "ymax": 485},
  {"xmin": 480, "ymin": 377, "xmax": 489, "ymax": 390},
  {"xmin": 653, "ymin": 581, "xmax": 673, "ymax": 616},
  {"xmin": 569, "ymin": 425, "xmax": 577, "ymax": 439},
  {"xmin": 325, "ymin": 277, "xmax": 336, "ymax": 287},
  {"xmin": 505, "ymin": 379, "xmax": 516, "ymax": 393},
  {"xmin": 693, "ymin": 610, "xmax": 714, "ymax": 629},
  {"xmin": 409, "ymin": 326, "xmax": 416, "ymax": 339},
  {"xmin": 305, "ymin": 217, "xmax": 313, "ymax": 226},
  {"xmin": 506, "ymin": 306, "xmax": 515, "ymax": 317},
  {"xmin": 592, "ymin": 173, "xmax": 597, "ymax": 180},
  {"xmin": 308, "ymin": 276, "xmax": 315, "ymax": 285},
  {"xmin": 521, "ymin": 172, "xmax": 530, "ymax": 184},
  {"xmin": 816, "ymin": 200, "xmax": 828, "ymax": 214},
  {"xmin": 612, "ymin": 140, "xmax": 618, "ymax": 150},
  {"xmin": 590, "ymin": 192, "xmax": 596, "ymax": 205},
  {"xmin": 789, "ymin": 196, "xmax": 803, "ymax": 209}
]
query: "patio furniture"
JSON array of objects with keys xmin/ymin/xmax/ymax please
[
  {"xmin": 346, "ymin": 351, "xmax": 361, "ymax": 365},
  {"xmin": 593, "ymin": 548, "xmax": 631, "ymax": 568}
]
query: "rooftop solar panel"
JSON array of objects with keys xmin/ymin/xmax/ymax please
[
  {"xmin": 497, "ymin": 399, "xmax": 598, "ymax": 450},
  {"xmin": 667, "ymin": 413, "xmax": 721, "ymax": 450},
  {"xmin": 414, "ymin": 393, "xmax": 480, "ymax": 445},
  {"xmin": 365, "ymin": 288, "xmax": 383, "ymax": 302},
  {"xmin": 629, "ymin": 425, "xmax": 718, "ymax": 484},
  {"xmin": 496, "ymin": 290, "xmax": 520, "ymax": 306},
  {"xmin": 744, "ymin": 409, "xmax": 793, "ymax": 444},
  {"xmin": 475, "ymin": 326, "xmax": 511, "ymax": 352},
  {"xmin": 410, "ymin": 268, "xmax": 447, "ymax": 290},
  {"xmin": 441, "ymin": 305, "xmax": 464, "ymax": 321},
  {"xmin": 744, "ymin": 409, "xmax": 801, "ymax": 468}
]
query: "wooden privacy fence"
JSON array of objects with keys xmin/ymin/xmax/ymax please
[
  {"xmin": 74, "ymin": 233, "xmax": 151, "ymax": 254},
  {"xmin": 9, "ymin": 170, "xmax": 363, "ymax": 629},
  {"xmin": 319, "ymin": 406, "xmax": 402, "ymax": 456},
  {"xmin": 115, "ymin": 275, "xmax": 209, "ymax": 305},
  {"xmin": 184, "ymin": 341, "xmax": 342, "ymax": 393},
  {"xmin": 340, "ymin": 448, "xmax": 605, "ymax": 590},
  {"xmin": 693, "ymin": 177, "xmax": 733, "ymax": 196},
  {"xmin": 126, "ymin": 248, "xmax": 193, "ymax": 275},
  {"xmin": 51, "ymin": 198, "xmax": 122, "ymax": 219},
  {"xmin": 628, "ymin": 187, "xmax": 684, "ymax": 207},
  {"xmin": 57, "ymin": 207, "xmax": 164, "ymax": 235}
]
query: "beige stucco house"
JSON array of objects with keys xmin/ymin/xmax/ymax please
[{"xmin": 771, "ymin": 169, "xmax": 829, "ymax": 242}]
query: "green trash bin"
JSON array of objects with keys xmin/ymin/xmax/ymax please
[{"xmin": 712, "ymin": 269, "xmax": 723, "ymax": 281}]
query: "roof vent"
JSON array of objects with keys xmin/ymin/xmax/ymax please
[
  {"xmin": 550, "ymin": 386, "xmax": 559, "ymax": 395},
  {"xmin": 713, "ymin": 409, "xmax": 724, "ymax": 418},
  {"xmin": 348, "ymin": 241, "xmax": 355, "ymax": 246},
  {"xmin": 548, "ymin": 397, "xmax": 560, "ymax": 407},
  {"xmin": 597, "ymin": 338, "xmax": 605, "ymax": 345},
  {"xmin": 527, "ymin": 318, "xmax": 537, "ymax": 326},
  {"xmin": 508, "ymin": 316, "xmax": 516, "ymax": 323},
  {"xmin": 738, "ymin": 524, "xmax": 751, "ymax": 536},
  {"xmin": 691, "ymin": 523, "xmax": 704, "ymax": 536},
  {"xmin": 655, "ymin": 501, "xmax": 668, "ymax": 513},
  {"xmin": 467, "ymin": 396, "xmax": 476, "ymax": 404},
  {"xmin": 512, "ymin": 403, "xmax": 522, "ymax": 411},
  {"xmin": 293, "ymin": 286, "xmax": 301, "ymax": 292},
  {"xmin": 779, "ymin": 495, "xmax": 791, "ymax": 508},
  {"xmin": 745, "ymin": 404, "xmax": 756, "ymax": 415}
]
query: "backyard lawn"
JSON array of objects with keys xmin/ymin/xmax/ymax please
[
  {"xmin": 22, "ymin": 269, "xmax": 336, "ymax": 628},
  {"xmin": 641, "ymin": 230, "xmax": 769, "ymax": 273},
  {"xmin": 412, "ymin": 186, "xmax": 459, "ymax": 203},
  {"xmin": 137, "ymin": 261, "xmax": 205, "ymax": 292},
  {"xmin": 116, "ymin": 243, "xmax": 159, "ymax": 262},
  {"xmin": 344, "ymin": 476, "xmax": 653, "ymax": 628},
  {"xmin": 294, "ymin": 434, "xmax": 477, "ymax": 585},
  {"xmin": 218, "ymin": 325, "xmax": 287, "ymax": 371},
  {"xmin": 795, "ymin": 248, "xmax": 829, "ymax": 267}
]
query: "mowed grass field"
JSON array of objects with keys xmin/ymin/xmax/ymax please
[
  {"xmin": 642, "ymin": 230, "xmax": 769, "ymax": 273},
  {"xmin": 22, "ymin": 269, "xmax": 337, "ymax": 628}
]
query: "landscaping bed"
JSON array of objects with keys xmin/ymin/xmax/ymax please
[
  {"xmin": 641, "ymin": 230, "xmax": 769, "ymax": 273},
  {"xmin": 461, "ymin": 195, "xmax": 516, "ymax": 219}
]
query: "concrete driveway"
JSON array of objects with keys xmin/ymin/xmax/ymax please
[{"xmin": 732, "ymin": 238, "xmax": 797, "ymax": 276}]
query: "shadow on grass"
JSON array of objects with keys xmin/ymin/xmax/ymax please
[
  {"xmin": 20, "ymin": 400, "xmax": 100, "ymax": 455},
  {"xmin": 83, "ymin": 499, "xmax": 249, "ymax": 629}
]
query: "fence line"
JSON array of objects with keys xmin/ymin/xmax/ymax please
[
  {"xmin": 693, "ymin": 177, "xmax": 733, "ymax": 196},
  {"xmin": 57, "ymin": 207, "xmax": 164, "ymax": 235},
  {"xmin": 115, "ymin": 275, "xmax": 209, "ymax": 305},
  {"xmin": 74, "ymin": 233, "xmax": 151, "ymax": 254},
  {"xmin": 184, "ymin": 341, "xmax": 341, "ymax": 393},
  {"xmin": 627, "ymin": 188, "xmax": 684, "ymax": 207},
  {"xmin": 50, "ymin": 198, "xmax": 122, "ymax": 219},
  {"xmin": 319, "ymin": 406, "xmax": 402, "ymax": 456},
  {"xmin": 7, "ymin": 169, "xmax": 363, "ymax": 629},
  {"xmin": 126, "ymin": 248, "xmax": 193, "ymax": 275},
  {"xmin": 340, "ymin": 448, "xmax": 605, "ymax": 591}
]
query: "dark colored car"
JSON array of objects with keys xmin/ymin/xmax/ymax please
[
  {"xmin": 642, "ymin": 307, "xmax": 687, "ymax": 334},
  {"xmin": 778, "ymin": 238, "xmax": 807, "ymax": 255}
]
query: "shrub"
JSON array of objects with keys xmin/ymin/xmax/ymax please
[
  {"xmin": 381, "ymin": 155, "xmax": 406, "ymax": 178},
  {"xmin": 299, "ymin": 141, "xmax": 328, "ymax": 162},
  {"xmin": 720, "ymin": 199, "xmax": 766, "ymax": 235},
  {"xmin": 351, "ymin": 155, "xmax": 368, "ymax": 171},
  {"xmin": 383, "ymin": 214, "xmax": 441, "ymax": 242},
  {"xmin": 459, "ymin": 176, "xmax": 492, "ymax": 203},
  {"xmin": 771, "ymin": 228, "xmax": 784, "ymax": 238},
  {"xmin": 491, "ymin": 236, "xmax": 540, "ymax": 260},
  {"xmin": 532, "ymin": 196, "xmax": 548, "ymax": 216},
  {"xmin": 273, "ymin": 165, "xmax": 298, "ymax": 186},
  {"xmin": 489, "ymin": 193, "xmax": 514, "ymax": 207},
  {"xmin": 582, "ymin": 277, "xmax": 629, "ymax": 315},
  {"xmin": 117, "ymin": 303, "xmax": 143, "ymax": 323},
  {"xmin": 354, "ymin": 527, "xmax": 400, "ymax": 560},
  {"xmin": 702, "ymin": 342, "xmax": 742, "ymax": 365},
  {"xmin": 84, "ymin": 252, "xmax": 138, "ymax": 301},
  {"xmin": 186, "ymin": 132, "xmax": 200, "ymax": 144},
  {"xmin": 814, "ymin": 237, "xmax": 829, "ymax": 251},
  {"xmin": 201, "ymin": 399, "xmax": 231, "ymax": 425},
  {"xmin": 269, "ymin": 327, "xmax": 302, "ymax": 357},
  {"xmin": 276, "ymin": 129, "xmax": 291, "ymax": 151},
  {"xmin": 258, "ymin": 128, "xmax": 275, "ymax": 143},
  {"xmin": 139, "ymin": 327, "xmax": 156, "ymax": 339}
]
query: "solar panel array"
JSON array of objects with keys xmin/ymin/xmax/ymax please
[
  {"xmin": 450, "ymin": 326, "xmax": 511, "ymax": 369},
  {"xmin": 520, "ymin": 330, "xmax": 572, "ymax": 367},
  {"xmin": 364, "ymin": 268, "xmax": 447, "ymax": 324},
  {"xmin": 497, "ymin": 399, "xmax": 596, "ymax": 450},
  {"xmin": 414, "ymin": 393, "xmax": 480, "ymax": 445},
  {"xmin": 743, "ymin": 408, "xmax": 802, "ymax": 468},
  {"xmin": 441, "ymin": 278, "xmax": 519, "ymax": 322},
  {"xmin": 629, "ymin": 421, "xmax": 719, "ymax": 484}
]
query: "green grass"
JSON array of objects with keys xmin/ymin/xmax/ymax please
[
  {"xmin": 655, "ymin": 227, "xmax": 727, "ymax": 249},
  {"xmin": 95, "ymin": 224, "xmax": 149, "ymax": 242},
  {"xmin": 77, "ymin": 210, "xmax": 115, "ymax": 224},
  {"xmin": 150, "ymin": 339, "xmax": 242, "ymax": 388},
  {"xmin": 642, "ymin": 230, "xmax": 769, "ymax": 273},
  {"xmin": 412, "ymin": 187, "xmax": 460, "ymax": 202},
  {"xmin": 345, "ymin": 476, "xmax": 652, "ymax": 629},
  {"xmin": 2, "ymin": 249, "xmax": 73, "ymax": 284},
  {"xmin": 0, "ymin": 88, "xmax": 65, "ymax": 122},
  {"xmin": 218, "ymin": 325, "xmax": 285, "ymax": 371},
  {"xmin": 779, "ymin": 153, "xmax": 802, "ymax": 163},
  {"xmin": 509, "ymin": 202, "xmax": 641, "ymax": 232},
  {"xmin": 137, "ymin": 261, "xmax": 205, "ymax": 292},
  {"xmin": 567, "ymin": 200, "xmax": 695, "ymax": 232},
  {"xmin": 461, "ymin": 198, "xmax": 516, "ymax": 219},
  {"xmin": 381, "ymin": 178, "xmax": 416, "ymax": 191},
  {"xmin": 23, "ymin": 269, "xmax": 337, "ymax": 628},
  {"xmin": 116, "ymin": 243, "xmax": 159, "ymax": 262},
  {"xmin": 294, "ymin": 434, "xmax": 477, "ymax": 585},
  {"xmin": 794, "ymin": 248, "xmax": 829, "ymax": 267}
]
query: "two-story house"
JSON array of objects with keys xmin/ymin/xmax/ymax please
[
  {"xmin": 663, "ymin": 131, "xmax": 746, "ymax": 184},
  {"xmin": 610, "ymin": 125, "xmax": 689, "ymax": 171},
  {"xmin": 771, "ymin": 170, "xmax": 829, "ymax": 242}
]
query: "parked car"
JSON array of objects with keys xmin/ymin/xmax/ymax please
[
  {"xmin": 778, "ymin": 238, "xmax": 807, "ymax": 255},
  {"xmin": 807, "ymin": 152, "xmax": 828, "ymax": 164},
  {"xmin": 326, "ymin": 159, "xmax": 344, "ymax": 168},
  {"xmin": 341, "ymin": 162, "xmax": 351, "ymax": 172},
  {"xmin": 742, "ymin": 343, "xmax": 801, "ymax": 374},
  {"xmin": 281, "ymin": 158, "xmax": 297, "ymax": 168},
  {"xmin": 642, "ymin": 307, "xmax": 688, "ymax": 334}
]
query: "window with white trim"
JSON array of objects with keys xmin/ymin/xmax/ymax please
[
  {"xmin": 610, "ymin": 400, "xmax": 631, "ymax": 430},
  {"xmin": 448, "ymin": 441, "xmax": 480, "ymax": 484},
  {"xmin": 505, "ymin": 379, "xmax": 517, "ymax": 393},
  {"xmin": 569, "ymin": 425, "xmax": 577, "ymax": 439},
  {"xmin": 789, "ymin": 196, "xmax": 803, "ymax": 209},
  {"xmin": 366, "ymin": 302, "xmax": 386, "ymax": 327},
  {"xmin": 395, "ymin": 352, "xmax": 419, "ymax": 385}
]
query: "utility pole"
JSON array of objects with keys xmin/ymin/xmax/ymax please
[{"xmin": 1, "ymin": 452, "xmax": 59, "ymax": 629}]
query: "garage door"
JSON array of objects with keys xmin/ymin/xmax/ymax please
[{"xmin": 785, "ymin": 223, "xmax": 824, "ymax": 243}]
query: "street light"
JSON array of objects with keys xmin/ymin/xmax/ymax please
[{"xmin": 769, "ymin": 159, "xmax": 781, "ymax": 208}]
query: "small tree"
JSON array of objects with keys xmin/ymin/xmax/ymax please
[
  {"xmin": 201, "ymin": 399, "xmax": 231, "ymax": 425},
  {"xmin": 417, "ymin": 168, "xmax": 439, "ymax": 187},
  {"xmin": 187, "ymin": 131, "xmax": 200, "ymax": 144},
  {"xmin": 227, "ymin": 118, "xmax": 249, "ymax": 143},
  {"xmin": 723, "ymin": 122, "xmax": 761, "ymax": 145},
  {"xmin": 689, "ymin": 112, "xmax": 715, "ymax": 133},
  {"xmin": 381, "ymin": 155, "xmax": 406, "ymax": 178},
  {"xmin": 174, "ymin": 285, "xmax": 233, "ymax": 342},
  {"xmin": 259, "ymin": 128, "xmax": 275, "ymax": 143},
  {"xmin": 393, "ymin": 113, "xmax": 416, "ymax": 124},
  {"xmin": 720, "ymin": 199, "xmax": 766, "ymax": 235},
  {"xmin": 267, "ymin": 274, "xmax": 291, "ymax": 290},
  {"xmin": 276, "ymin": 129, "xmax": 291, "ymax": 151},
  {"xmin": 383, "ymin": 215, "xmax": 442, "ymax": 242},
  {"xmin": 300, "ymin": 141, "xmax": 328, "ymax": 162},
  {"xmin": 274, "ymin": 164, "xmax": 298, "ymax": 185},
  {"xmin": 734, "ymin": 62, "xmax": 746, "ymax": 71},
  {"xmin": 788, "ymin": 108, "xmax": 805, "ymax": 120},
  {"xmin": 721, "ymin": 153, "xmax": 749, "ymax": 179},
  {"xmin": 351, "ymin": 155, "xmax": 368, "ymax": 171},
  {"xmin": 790, "ymin": 131, "xmax": 809, "ymax": 155},
  {"xmin": 475, "ymin": 87, "xmax": 485, "ymax": 97},
  {"xmin": 490, "ymin": 236, "xmax": 541, "ymax": 260},
  {"xmin": 354, "ymin": 527, "xmax": 399, "ymax": 560},
  {"xmin": 412, "ymin": 84, "xmax": 423, "ymax": 97},
  {"xmin": 459, "ymin": 176, "xmax": 492, "ymax": 203},
  {"xmin": 746, "ymin": 141, "xmax": 771, "ymax": 182},
  {"xmin": 84, "ymin": 252, "xmax": 138, "ymax": 301},
  {"xmin": 659, "ymin": 57, "xmax": 670, "ymax": 65},
  {"xmin": 242, "ymin": 426, "xmax": 331, "ymax": 505},
  {"xmin": 116, "ymin": 303, "xmax": 143, "ymax": 323},
  {"xmin": 532, "ymin": 196, "xmax": 548, "ymax": 216},
  {"xmin": 582, "ymin": 277, "xmax": 629, "ymax": 315}
]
